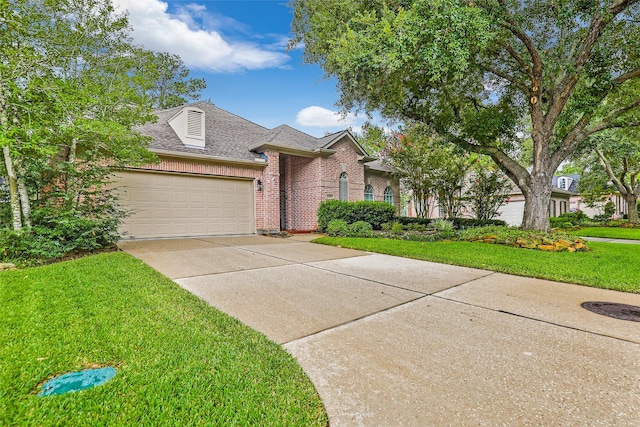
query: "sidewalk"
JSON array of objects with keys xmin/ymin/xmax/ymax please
[{"xmin": 582, "ymin": 236, "xmax": 640, "ymax": 244}]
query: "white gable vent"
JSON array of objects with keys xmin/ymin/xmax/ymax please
[
  {"xmin": 168, "ymin": 107, "xmax": 206, "ymax": 148},
  {"xmin": 187, "ymin": 109, "xmax": 204, "ymax": 138}
]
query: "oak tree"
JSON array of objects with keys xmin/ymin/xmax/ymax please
[{"xmin": 291, "ymin": 0, "xmax": 640, "ymax": 230}]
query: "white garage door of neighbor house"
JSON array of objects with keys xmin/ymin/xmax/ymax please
[
  {"xmin": 498, "ymin": 200, "xmax": 525, "ymax": 227},
  {"xmin": 114, "ymin": 171, "xmax": 254, "ymax": 239}
]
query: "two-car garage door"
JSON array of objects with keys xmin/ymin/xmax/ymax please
[{"xmin": 114, "ymin": 171, "xmax": 254, "ymax": 239}]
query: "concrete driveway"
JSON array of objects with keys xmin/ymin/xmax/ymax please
[{"xmin": 120, "ymin": 235, "xmax": 640, "ymax": 426}]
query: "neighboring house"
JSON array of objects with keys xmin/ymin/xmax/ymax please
[
  {"xmin": 496, "ymin": 185, "xmax": 573, "ymax": 226},
  {"xmin": 403, "ymin": 185, "xmax": 572, "ymax": 226},
  {"xmin": 113, "ymin": 101, "xmax": 400, "ymax": 239},
  {"xmin": 553, "ymin": 174, "xmax": 629, "ymax": 218}
]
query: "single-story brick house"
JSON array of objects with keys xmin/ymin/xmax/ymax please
[{"xmin": 114, "ymin": 101, "xmax": 400, "ymax": 239}]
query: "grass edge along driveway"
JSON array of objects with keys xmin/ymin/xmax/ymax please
[
  {"xmin": 0, "ymin": 252, "xmax": 327, "ymax": 426},
  {"xmin": 314, "ymin": 237, "xmax": 640, "ymax": 294},
  {"xmin": 570, "ymin": 226, "xmax": 640, "ymax": 240}
]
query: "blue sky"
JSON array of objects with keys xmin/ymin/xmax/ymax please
[{"xmin": 113, "ymin": 0, "xmax": 367, "ymax": 137}]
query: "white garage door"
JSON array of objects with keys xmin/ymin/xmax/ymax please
[
  {"xmin": 114, "ymin": 171, "xmax": 254, "ymax": 239},
  {"xmin": 498, "ymin": 200, "xmax": 525, "ymax": 226}
]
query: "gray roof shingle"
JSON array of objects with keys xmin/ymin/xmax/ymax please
[{"xmin": 138, "ymin": 102, "xmax": 369, "ymax": 162}]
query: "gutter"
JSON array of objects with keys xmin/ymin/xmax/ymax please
[{"xmin": 149, "ymin": 148, "xmax": 267, "ymax": 168}]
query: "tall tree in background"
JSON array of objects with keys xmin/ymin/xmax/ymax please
[
  {"xmin": 465, "ymin": 158, "xmax": 512, "ymax": 221},
  {"xmin": 291, "ymin": 0, "xmax": 640, "ymax": 231},
  {"xmin": 0, "ymin": 0, "xmax": 205, "ymax": 240},
  {"xmin": 577, "ymin": 128, "xmax": 640, "ymax": 223},
  {"xmin": 382, "ymin": 126, "xmax": 472, "ymax": 218},
  {"xmin": 136, "ymin": 51, "xmax": 207, "ymax": 109}
]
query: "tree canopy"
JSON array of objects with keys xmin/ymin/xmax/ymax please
[
  {"xmin": 0, "ymin": 0, "xmax": 206, "ymax": 257},
  {"xmin": 291, "ymin": 0, "xmax": 640, "ymax": 230}
]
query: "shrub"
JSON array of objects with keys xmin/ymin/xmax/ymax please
[
  {"xmin": 395, "ymin": 216, "xmax": 506, "ymax": 229},
  {"xmin": 326, "ymin": 219, "xmax": 349, "ymax": 237},
  {"xmin": 593, "ymin": 213, "xmax": 610, "ymax": 223},
  {"xmin": 381, "ymin": 222, "xmax": 393, "ymax": 232},
  {"xmin": 0, "ymin": 207, "xmax": 122, "ymax": 265},
  {"xmin": 451, "ymin": 218, "xmax": 507, "ymax": 229},
  {"xmin": 553, "ymin": 211, "xmax": 589, "ymax": 227},
  {"xmin": 396, "ymin": 217, "xmax": 432, "ymax": 227},
  {"xmin": 390, "ymin": 222, "xmax": 405, "ymax": 235},
  {"xmin": 430, "ymin": 219, "xmax": 454, "ymax": 232},
  {"xmin": 346, "ymin": 221, "xmax": 373, "ymax": 238},
  {"xmin": 317, "ymin": 200, "xmax": 396, "ymax": 230},
  {"xmin": 406, "ymin": 223, "xmax": 427, "ymax": 232}
]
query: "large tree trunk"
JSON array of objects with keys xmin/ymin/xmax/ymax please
[
  {"xmin": 2, "ymin": 146, "xmax": 22, "ymax": 230},
  {"xmin": 521, "ymin": 175, "xmax": 553, "ymax": 231},
  {"xmin": 626, "ymin": 193, "xmax": 638, "ymax": 224}
]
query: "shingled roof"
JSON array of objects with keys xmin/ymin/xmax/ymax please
[{"xmin": 138, "ymin": 101, "xmax": 373, "ymax": 162}]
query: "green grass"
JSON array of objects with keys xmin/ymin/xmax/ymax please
[
  {"xmin": 569, "ymin": 226, "xmax": 640, "ymax": 240},
  {"xmin": 0, "ymin": 252, "xmax": 327, "ymax": 426},
  {"xmin": 314, "ymin": 237, "xmax": 640, "ymax": 293}
]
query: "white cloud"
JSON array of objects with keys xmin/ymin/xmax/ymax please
[
  {"xmin": 296, "ymin": 106, "xmax": 359, "ymax": 128},
  {"xmin": 113, "ymin": 0, "xmax": 289, "ymax": 72}
]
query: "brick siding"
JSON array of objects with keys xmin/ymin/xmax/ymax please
[{"xmin": 132, "ymin": 142, "xmax": 400, "ymax": 233}]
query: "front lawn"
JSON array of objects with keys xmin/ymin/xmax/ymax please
[
  {"xmin": 569, "ymin": 226, "xmax": 640, "ymax": 240},
  {"xmin": 314, "ymin": 237, "xmax": 640, "ymax": 293},
  {"xmin": 0, "ymin": 252, "xmax": 327, "ymax": 426}
]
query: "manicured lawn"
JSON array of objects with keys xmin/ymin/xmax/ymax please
[
  {"xmin": 569, "ymin": 226, "xmax": 640, "ymax": 240},
  {"xmin": 0, "ymin": 252, "xmax": 327, "ymax": 426},
  {"xmin": 314, "ymin": 237, "xmax": 640, "ymax": 293}
]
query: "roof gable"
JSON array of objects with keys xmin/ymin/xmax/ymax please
[{"xmin": 138, "ymin": 102, "xmax": 368, "ymax": 163}]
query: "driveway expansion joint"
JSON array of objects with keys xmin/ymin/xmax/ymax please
[
  {"xmin": 433, "ymin": 295, "xmax": 640, "ymax": 346},
  {"xmin": 281, "ymin": 294, "xmax": 430, "ymax": 346}
]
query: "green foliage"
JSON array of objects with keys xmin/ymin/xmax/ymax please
[
  {"xmin": 396, "ymin": 216, "xmax": 506, "ymax": 229},
  {"xmin": 430, "ymin": 219, "xmax": 454, "ymax": 232},
  {"xmin": 326, "ymin": 219, "xmax": 349, "ymax": 237},
  {"xmin": 317, "ymin": 200, "xmax": 396, "ymax": 230},
  {"xmin": 136, "ymin": 51, "xmax": 207, "ymax": 109},
  {"xmin": 406, "ymin": 223, "xmax": 427, "ymax": 232},
  {"xmin": 390, "ymin": 222, "xmax": 405, "ymax": 235},
  {"xmin": 347, "ymin": 221, "xmax": 374, "ymax": 238},
  {"xmin": 381, "ymin": 126, "xmax": 472, "ymax": 218},
  {"xmin": 604, "ymin": 201, "xmax": 616, "ymax": 218},
  {"xmin": 550, "ymin": 211, "xmax": 590, "ymax": 228},
  {"xmin": 326, "ymin": 220, "xmax": 374, "ymax": 237},
  {"xmin": 464, "ymin": 158, "xmax": 511, "ymax": 221},
  {"xmin": 0, "ymin": 0, "xmax": 205, "ymax": 251},
  {"xmin": 0, "ymin": 206, "xmax": 122, "ymax": 265},
  {"xmin": 347, "ymin": 220, "xmax": 371, "ymax": 237},
  {"xmin": 291, "ymin": 0, "xmax": 640, "ymax": 231},
  {"xmin": 459, "ymin": 226, "xmax": 587, "ymax": 252}
]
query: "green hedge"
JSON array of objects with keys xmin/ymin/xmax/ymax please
[
  {"xmin": 317, "ymin": 200, "xmax": 396, "ymax": 231},
  {"xmin": 396, "ymin": 216, "xmax": 506, "ymax": 229}
]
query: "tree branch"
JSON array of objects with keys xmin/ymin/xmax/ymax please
[
  {"xmin": 614, "ymin": 68, "xmax": 640, "ymax": 85},
  {"xmin": 497, "ymin": 0, "xmax": 543, "ymax": 81},
  {"xmin": 479, "ymin": 63, "xmax": 528, "ymax": 93},
  {"xmin": 596, "ymin": 148, "xmax": 630, "ymax": 196}
]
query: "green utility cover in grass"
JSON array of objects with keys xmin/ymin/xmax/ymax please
[{"xmin": 39, "ymin": 367, "xmax": 116, "ymax": 396}]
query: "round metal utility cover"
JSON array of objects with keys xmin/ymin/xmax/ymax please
[
  {"xmin": 39, "ymin": 367, "xmax": 116, "ymax": 396},
  {"xmin": 581, "ymin": 302, "xmax": 640, "ymax": 322}
]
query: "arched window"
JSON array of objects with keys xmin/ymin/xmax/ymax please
[
  {"xmin": 364, "ymin": 184, "xmax": 374, "ymax": 201},
  {"xmin": 384, "ymin": 186, "xmax": 394, "ymax": 205},
  {"xmin": 339, "ymin": 172, "xmax": 348, "ymax": 201}
]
